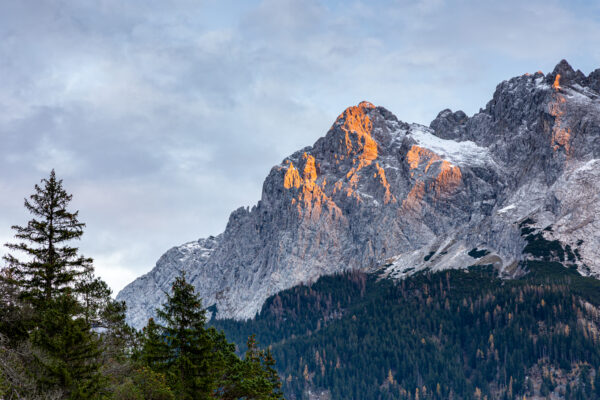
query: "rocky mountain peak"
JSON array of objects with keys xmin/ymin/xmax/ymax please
[
  {"xmin": 118, "ymin": 62, "xmax": 600, "ymax": 329},
  {"xmin": 429, "ymin": 109, "xmax": 468, "ymax": 140},
  {"xmin": 332, "ymin": 101, "xmax": 379, "ymax": 159},
  {"xmin": 588, "ymin": 68, "xmax": 600, "ymax": 93},
  {"xmin": 546, "ymin": 59, "xmax": 587, "ymax": 88}
]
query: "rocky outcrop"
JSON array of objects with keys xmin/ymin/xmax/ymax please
[
  {"xmin": 116, "ymin": 236, "xmax": 221, "ymax": 329},
  {"xmin": 117, "ymin": 60, "xmax": 600, "ymax": 329}
]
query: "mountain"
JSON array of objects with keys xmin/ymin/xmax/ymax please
[{"xmin": 117, "ymin": 60, "xmax": 600, "ymax": 330}]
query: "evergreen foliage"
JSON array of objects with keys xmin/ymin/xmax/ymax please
[
  {"xmin": 140, "ymin": 273, "xmax": 285, "ymax": 399},
  {"xmin": 111, "ymin": 367, "xmax": 175, "ymax": 400},
  {"xmin": 214, "ymin": 263, "xmax": 600, "ymax": 399},
  {"xmin": 0, "ymin": 170, "xmax": 285, "ymax": 399},
  {"xmin": 154, "ymin": 274, "xmax": 228, "ymax": 398},
  {"xmin": 3, "ymin": 170, "xmax": 92, "ymax": 308},
  {"xmin": 0, "ymin": 171, "xmax": 134, "ymax": 398},
  {"xmin": 0, "ymin": 171, "xmax": 105, "ymax": 398}
]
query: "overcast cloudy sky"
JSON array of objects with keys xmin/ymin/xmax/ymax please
[{"xmin": 1, "ymin": 0, "xmax": 599, "ymax": 294}]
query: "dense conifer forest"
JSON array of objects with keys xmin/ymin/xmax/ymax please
[{"xmin": 214, "ymin": 262, "xmax": 600, "ymax": 399}]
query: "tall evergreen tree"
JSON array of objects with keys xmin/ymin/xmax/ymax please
[
  {"xmin": 218, "ymin": 335, "xmax": 284, "ymax": 400},
  {"xmin": 141, "ymin": 318, "xmax": 170, "ymax": 372},
  {"xmin": 0, "ymin": 268, "xmax": 31, "ymax": 343},
  {"xmin": 1, "ymin": 170, "xmax": 102, "ymax": 398},
  {"xmin": 31, "ymin": 292, "xmax": 101, "ymax": 398},
  {"xmin": 142, "ymin": 273, "xmax": 285, "ymax": 399},
  {"xmin": 2, "ymin": 170, "xmax": 92, "ymax": 308},
  {"xmin": 154, "ymin": 273, "xmax": 226, "ymax": 399}
]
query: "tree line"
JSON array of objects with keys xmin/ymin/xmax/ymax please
[
  {"xmin": 0, "ymin": 171, "xmax": 284, "ymax": 399},
  {"xmin": 215, "ymin": 265, "xmax": 600, "ymax": 399}
]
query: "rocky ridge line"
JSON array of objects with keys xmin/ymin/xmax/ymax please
[{"xmin": 117, "ymin": 60, "xmax": 600, "ymax": 329}]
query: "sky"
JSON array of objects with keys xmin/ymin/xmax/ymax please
[{"xmin": 1, "ymin": 0, "xmax": 599, "ymax": 295}]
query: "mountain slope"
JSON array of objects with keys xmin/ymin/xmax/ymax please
[
  {"xmin": 117, "ymin": 60, "xmax": 600, "ymax": 329},
  {"xmin": 212, "ymin": 262, "xmax": 600, "ymax": 400}
]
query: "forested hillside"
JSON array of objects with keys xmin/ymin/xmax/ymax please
[{"xmin": 214, "ymin": 262, "xmax": 600, "ymax": 399}]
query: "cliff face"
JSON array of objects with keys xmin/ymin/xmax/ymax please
[{"xmin": 118, "ymin": 60, "xmax": 600, "ymax": 329}]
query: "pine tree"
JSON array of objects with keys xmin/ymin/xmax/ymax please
[
  {"xmin": 76, "ymin": 271, "xmax": 112, "ymax": 326},
  {"xmin": 263, "ymin": 347, "xmax": 284, "ymax": 398},
  {"xmin": 1, "ymin": 170, "xmax": 102, "ymax": 398},
  {"xmin": 218, "ymin": 335, "xmax": 284, "ymax": 400},
  {"xmin": 2, "ymin": 170, "xmax": 92, "ymax": 308},
  {"xmin": 31, "ymin": 292, "xmax": 101, "ymax": 398},
  {"xmin": 0, "ymin": 268, "xmax": 31, "ymax": 343},
  {"xmin": 154, "ymin": 273, "xmax": 225, "ymax": 399},
  {"xmin": 143, "ymin": 273, "xmax": 285, "ymax": 399},
  {"xmin": 141, "ymin": 318, "xmax": 170, "ymax": 372}
]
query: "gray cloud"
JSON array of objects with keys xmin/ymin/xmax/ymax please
[{"xmin": 1, "ymin": 0, "xmax": 599, "ymax": 293}]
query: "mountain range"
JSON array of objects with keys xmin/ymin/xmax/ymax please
[{"xmin": 117, "ymin": 59, "xmax": 600, "ymax": 331}]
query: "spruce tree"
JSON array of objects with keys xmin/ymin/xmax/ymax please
[
  {"xmin": 32, "ymin": 292, "xmax": 101, "ymax": 398},
  {"xmin": 0, "ymin": 268, "xmax": 31, "ymax": 343},
  {"xmin": 218, "ymin": 335, "xmax": 284, "ymax": 399},
  {"xmin": 142, "ymin": 273, "xmax": 285, "ymax": 399},
  {"xmin": 141, "ymin": 317, "xmax": 170, "ymax": 372},
  {"xmin": 154, "ymin": 273, "xmax": 226, "ymax": 399},
  {"xmin": 1, "ymin": 170, "xmax": 102, "ymax": 398},
  {"xmin": 3, "ymin": 170, "xmax": 92, "ymax": 308}
]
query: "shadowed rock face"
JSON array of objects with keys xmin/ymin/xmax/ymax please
[{"xmin": 118, "ymin": 61, "xmax": 600, "ymax": 329}]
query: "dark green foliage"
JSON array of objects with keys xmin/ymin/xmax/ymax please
[
  {"xmin": 0, "ymin": 171, "xmax": 112, "ymax": 398},
  {"xmin": 525, "ymin": 261, "xmax": 600, "ymax": 305},
  {"xmin": 520, "ymin": 219, "xmax": 580, "ymax": 266},
  {"xmin": 76, "ymin": 272, "xmax": 112, "ymax": 326},
  {"xmin": 31, "ymin": 293, "xmax": 102, "ymax": 399},
  {"xmin": 141, "ymin": 274, "xmax": 285, "ymax": 399},
  {"xmin": 214, "ymin": 263, "xmax": 600, "ymax": 399},
  {"xmin": 140, "ymin": 318, "xmax": 170, "ymax": 372},
  {"xmin": 111, "ymin": 367, "xmax": 175, "ymax": 400},
  {"xmin": 467, "ymin": 247, "xmax": 490, "ymax": 259},
  {"xmin": 523, "ymin": 232, "xmax": 568, "ymax": 261},
  {"xmin": 1, "ymin": 171, "xmax": 284, "ymax": 399},
  {"xmin": 0, "ymin": 268, "xmax": 31, "ymax": 343},
  {"xmin": 156, "ymin": 274, "xmax": 242, "ymax": 399},
  {"xmin": 423, "ymin": 252, "xmax": 435, "ymax": 261},
  {"xmin": 217, "ymin": 335, "xmax": 284, "ymax": 400},
  {"xmin": 2, "ymin": 170, "xmax": 92, "ymax": 308}
]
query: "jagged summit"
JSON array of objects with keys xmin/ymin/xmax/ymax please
[
  {"xmin": 546, "ymin": 59, "xmax": 585, "ymax": 88},
  {"xmin": 118, "ymin": 62, "xmax": 600, "ymax": 329},
  {"xmin": 429, "ymin": 109, "xmax": 468, "ymax": 140}
]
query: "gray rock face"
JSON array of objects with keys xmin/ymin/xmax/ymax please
[
  {"xmin": 116, "ymin": 236, "xmax": 221, "ymax": 329},
  {"xmin": 117, "ymin": 60, "xmax": 600, "ymax": 329}
]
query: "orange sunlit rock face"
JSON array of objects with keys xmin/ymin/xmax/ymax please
[
  {"xmin": 330, "ymin": 101, "xmax": 395, "ymax": 205},
  {"xmin": 283, "ymin": 162, "xmax": 302, "ymax": 189},
  {"xmin": 401, "ymin": 145, "xmax": 463, "ymax": 212},
  {"xmin": 430, "ymin": 161, "xmax": 462, "ymax": 196},
  {"xmin": 282, "ymin": 155, "xmax": 342, "ymax": 222},
  {"xmin": 553, "ymin": 74, "xmax": 561, "ymax": 90},
  {"xmin": 338, "ymin": 101, "xmax": 378, "ymax": 164},
  {"xmin": 402, "ymin": 180, "xmax": 425, "ymax": 212},
  {"xmin": 283, "ymin": 102, "xmax": 398, "ymax": 214},
  {"xmin": 548, "ymin": 80, "xmax": 572, "ymax": 155},
  {"xmin": 302, "ymin": 153, "xmax": 318, "ymax": 186},
  {"xmin": 375, "ymin": 162, "xmax": 396, "ymax": 204},
  {"xmin": 406, "ymin": 145, "xmax": 441, "ymax": 172}
]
